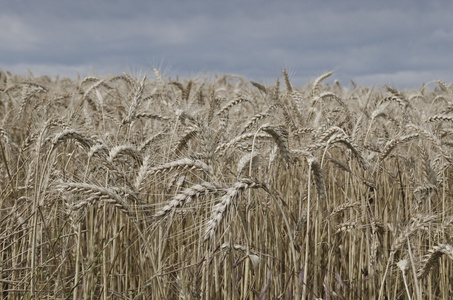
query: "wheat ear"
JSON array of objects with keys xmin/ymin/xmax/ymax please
[
  {"xmin": 215, "ymin": 132, "xmax": 271, "ymax": 154},
  {"xmin": 260, "ymin": 124, "xmax": 294, "ymax": 165},
  {"xmin": 240, "ymin": 105, "xmax": 277, "ymax": 134},
  {"xmin": 108, "ymin": 145, "xmax": 143, "ymax": 166},
  {"xmin": 418, "ymin": 244, "xmax": 453, "ymax": 279},
  {"xmin": 154, "ymin": 182, "xmax": 222, "ymax": 220},
  {"xmin": 329, "ymin": 200, "xmax": 361, "ymax": 218},
  {"xmin": 307, "ymin": 156, "xmax": 325, "ymax": 203},
  {"xmin": 121, "ymin": 76, "xmax": 146, "ymax": 125},
  {"xmin": 407, "ymin": 124, "xmax": 445, "ymax": 156},
  {"xmin": 426, "ymin": 114, "xmax": 453, "ymax": 123},
  {"xmin": 379, "ymin": 214, "xmax": 436, "ymax": 299},
  {"xmin": 204, "ymin": 179, "xmax": 263, "ymax": 241},
  {"xmin": 57, "ymin": 182, "xmax": 135, "ymax": 219},
  {"xmin": 217, "ymin": 94, "xmax": 250, "ymax": 117},
  {"xmin": 317, "ymin": 126, "xmax": 347, "ymax": 142},
  {"xmin": 237, "ymin": 152, "xmax": 261, "ymax": 176},
  {"xmin": 327, "ymin": 134, "xmax": 370, "ymax": 170},
  {"xmin": 135, "ymin": 155, "xmax": 151, "ymax": 191},
  {"xmin": 52, "ymin": 129, "xmax": 95, "ymax": 150},
  {"xmin": 391, "ymin": 214, "xmax": 436, "ymax": 255},
  {"xmin": 378, "ymin": 133, "xmax": 419, "ymax": 162},
  {"xmin": 135, "ymin": 113, "xmax": 170, "ymax": 121},
  {"xmin": 149, "ymin": 158, "xmax": 212, "ymax": 176},
  {"xmin": 282, "ymin": 68, "xmax": 292, "ymax": 93},
  {"xmin": 175, "ymin": 127, "xmax": 199, "ymax": 153},
  {"xmin": 312, "ymin": 71, "xmax": 333, "ymax": 97},
  {"xmin": 249, "ymin": 81, "xmax": 267, "ymax": 94}
]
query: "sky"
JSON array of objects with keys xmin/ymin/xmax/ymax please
[{"xmin": 1, "ymin": 0, "xmax": 452, "ymax": 89}]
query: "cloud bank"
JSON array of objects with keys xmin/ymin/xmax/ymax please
[{"xmin": 1, "ymin": 0, "xmax": 452, "ymax": 89}]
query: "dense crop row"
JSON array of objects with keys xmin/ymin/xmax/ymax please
[{"xmin": 0, "ymin": 69, "xmax": 452, "ymax": 299}]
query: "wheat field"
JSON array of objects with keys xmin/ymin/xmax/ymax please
[{"xmin": 0, "ymin": 68, "xmax": 452, "ymax": 299}]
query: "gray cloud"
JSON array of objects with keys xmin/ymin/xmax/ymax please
[{"xmin": 1, "ymin": 0, "xmax": 452, "ymax": 89}]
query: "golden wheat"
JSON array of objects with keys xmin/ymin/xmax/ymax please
[{"xmin": 2, "ymin": 68, "xmax": 453, "ymax": 299}]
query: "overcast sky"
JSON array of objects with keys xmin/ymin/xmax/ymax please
[{"xmin": 1, "ymin": 0, "xmax": 452, "ymax": 89}]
